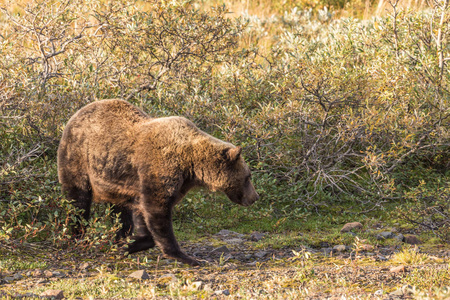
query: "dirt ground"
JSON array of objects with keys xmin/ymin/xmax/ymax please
[{"xmin": 1, "ymin": 231, "xmax": 449, "ymax": 299}]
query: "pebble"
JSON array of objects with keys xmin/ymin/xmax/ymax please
[
  {"xmin": 44, "ymin": 270, "xmax": 54, "ymax": 277},
  {"xmin": 53, "ymin": 271, "xmax": 65, "ymax": 278},
  {"xmin": 190, "ymin": 281, "xmax": 203, "ymax": 290},
  {"xmin": 159, "ymin": 273, "xmax": 178, "ymax": 284},
  {"xmin": 250, "ymin": 232, "xmax": 265, "ymax": 242},
  {"xmin": 322, "ymin": 248, "xmax": 333, "ymax": 256},
  {"xmin": 404, "ymin": 235, "xmax": 421, "ymax": 245},
  {"xmin": 244, "ymin": 254, "xmax": 253, "ymax": 260},
  {"xmin": 36, "ymin": 278, "xmax": 47, "ymax": 284},
  {"xmin": 79, "ymin": 262, "xmax": 90, "ymax": 271},
  {"xmin": 378, "ymin": 231, "xmax": 394, "ymax": 240},
  {"xmin": 214, "ymin": 289, "xmax": 230, "ymax": 296},
  {"xmin": 402, "ymin": 284, "xmax": 415, "ymax": 295},
  {"xmin": 129, "ymin": 270, "xmax": 149, "ymax": 280},
  {"xmin": 211, "ymin": 245, "xmax": 230, "ymax": 254},
  {"xmin": 395, "ymin": 234, "xmax": 404, "ymax": 242},
  {"xmin": 41, "ymin": 289, "xmax": 64, "ymax": 299},
  {"xmin": 361, "ymin": 244, "xmax": 374, "ymax": 251},
  {"xmin": 254, "ymin": 251, "xmax": 269, "ymax": 259},
  {"xmin": 377, "ymin": 254, "xmax": 388, "ymax": 261},
  {"xmin": 216, "ymin": 229, "xmax": 233, "ymax": 236},
  {"xmin": 216, "ymin": 230, "xmax": 244, "ymax": 238},
  {"xmin": 374, "ymin": 289, "xmax": 383, "ymax": 296},
  {"xmin": 333, "ymin": 245, "xmax": 347, "ymax": 252},
  {"xmin": 390, "ymin": 265, "xmax": 407, "ymax": 273},
  {"xmin": 340, "ymin": 222, "xmax": 363, "ymax": 233},
  {"xmin": 390, "ymin": 288, "xmax": 404, "ymax": 296},
  {"xmin": 224, "ymin": 238, "xmax": 244, "ymax": 244}
]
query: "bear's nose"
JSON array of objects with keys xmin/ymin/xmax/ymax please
[
  {"xmin": 254, "ymin": 193, "xmax": 260, "ymax": 202},
  {"xmin": 244, "ymin": 193, "xmax": 259, "ymax": 206}
]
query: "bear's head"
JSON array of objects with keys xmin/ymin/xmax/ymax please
[{"xmin": 204, "ymin": 146, "xmax": 259, "ymax": 207}]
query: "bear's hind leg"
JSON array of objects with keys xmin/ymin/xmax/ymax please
[
  {"xmin": 64, "ymin": 185, "xmax": 92, "ymax": 238},
  {"xmin": 126, "ymin": 212, "xmax": 156, "ymax": 254},
  {"xmin": 112, "ymin": 205, "xmax": 134, "ymax": 240}
]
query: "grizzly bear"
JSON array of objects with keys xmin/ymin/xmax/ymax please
[{"xmin": 57, "ymin": 99, "xmax": 259, "ymax": 266}]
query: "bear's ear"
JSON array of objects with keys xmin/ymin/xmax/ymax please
[{"xmin": 225, "ymin": 146, "xmax": 242, "ymax": 162}]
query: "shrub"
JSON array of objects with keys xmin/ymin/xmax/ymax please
[{"xmin": 0, "ymin": 0, "xmax": 448, "ymax": 245}]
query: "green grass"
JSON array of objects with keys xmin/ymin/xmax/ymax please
[{"xmin": 0, "ymin": 256, "xmax": 48, "ymax": 272}]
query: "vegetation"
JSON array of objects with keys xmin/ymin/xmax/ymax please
[{"xmin": 0, "ymin": 0, "xmax": 449, "ymax": 298}]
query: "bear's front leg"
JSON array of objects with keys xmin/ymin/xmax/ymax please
[{"xmin": 142, "ymin": 205, "xmax": 199, "ymax": 266}]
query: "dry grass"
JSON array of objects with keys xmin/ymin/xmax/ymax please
[
  {"xmin": 1, "ymin": 235, "xmax": 449, "ymax": 299},
  {"xmin": 390, "ymin": 246, "xmax": 438, "ymax": 265}
]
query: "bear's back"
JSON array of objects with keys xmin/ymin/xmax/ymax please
[{"xmin": 68, "ymin": 99, "xmax": 149, "ymax": 127}]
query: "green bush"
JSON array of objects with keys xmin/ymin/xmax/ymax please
[{"xmin": 0, "ymin": 0, "xmax": 448, "ymax": 246}]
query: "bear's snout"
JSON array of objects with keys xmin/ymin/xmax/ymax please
[
  {"xmin": 243, "ymin": 194, "xmax": 259, "ymax": 206},
  {"xmin": 242, "ymin": 189, "xmax": 259, "ymax": 206}
]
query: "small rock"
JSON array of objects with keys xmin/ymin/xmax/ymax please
[
  {"xmin": 41, "ymin": 289, "xmax": 64, "ymax": 299},
  {"xmin": 388, "ymin": 284, "xmax": 415, "ymax": 296},
  {"xmin": 390, "ymin": 288, "xmax": 404, "ymax": 296},
  {"xmin": 44, "ymin": 270, "xmax": 54, "ymax": 277},
  {"xmin": 159, "ymin": 273, "xmax": 178, "ymax": 284},
  {"xmin": 222, "ymin": 254, "xmax": 234, "ymax": 261},
  {"xmin": 211, "ymin": 245, "xmax": 230, "ymax": 254},
  {"xmin": 340, "ymin": 222, "xmax": 363, "ymax": 233},
  {"xmin": 215, "ymin": 289, "xmax": 230, "ymax": 296},
  {"xmin": 404, "ymin": 235, "xmax": 421, "ymax": 245},
  {"xmin": 378, "ymin": 231, "xmax": 394, "ymax": 239},
  {"xmin": 254, "ymin": 251, "xmax": 269, "ymax": 259},
  {"xmin": 333, "ymin": 245, "xmax": 347, "ymax": 252},
  {"xmin": 250, "ymin": 232, "xmax": 265, "ymax": 242},
  {"xmin": 4, "ymin": 276, "xmax": 14, "ymax": 283},
  {"xmin": 374, "ymin": 289, "xmax": 383, "ymax": 296},
  {"xmin": 390, "ymin": 265, "xmax": 407, "ymax": 273},
  {"xmin": 190, "ymin": 281, "xmax": 203, "ymax": 291},
  {"xmin": 361, "ymin": 244, "xmax": 374, "ymax": 251},
  {"xmin": 216, "ymin": 230, "xmax": 233, "ymax": 236},
  {"xmin": 33, "ymin": 270, "xmax": 44, "ymax": 277},
  {"xmin": 395, "ymin": 234, "xmax": 405, "ymax": 242},
  {"xmin": 129, "ymin": 270, "xmax": 149, "ymax": 280},
  {"xmin": 224, "ymin": 238, "xmax": 244, "ymax": 244},
  {"xmin": 13, "ymin": 273, "xmax": 23, "ymax": 280},
  {"xmin": 53, "ymin": 271, "xmax": 65, "ymax": 278},
  {"xmin": 79, "ymin": 262, "xmax": 90, "ymax": 270},
  {"xmin": 377, "ymin": 254, "xmax": 388, "ymax": 261},
  {"xmin": 402, "ymin": 284, "xmax": 414, "ymax": 295},
  {"xmin": 322, "ymin": 248, "xmax": 333, "ymax": 256}
]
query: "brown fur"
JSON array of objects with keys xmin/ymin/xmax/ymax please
[{"xmin": 57, "ymin": 99, "xmax": 259, "ymax": 265}]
